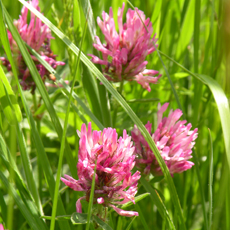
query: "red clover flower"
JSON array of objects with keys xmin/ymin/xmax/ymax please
[
  {"xmin": 0, "ymin": 0, "xmax": 65, "ymax": 92},
  {"xmin": 61, "ymin": 122, "xmax": 140, "ymax": 217},
  {"xmin": 89, "ymin": 3, "xmax": 161, "ymax": 92},
  {"xmin": 131, "ymin": 103, "xmax": 198, "ymax": 176}
]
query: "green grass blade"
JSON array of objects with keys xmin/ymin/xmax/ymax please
[
  {"xmin": 125, "ymin": 216, "xmax": 137, "ymax": 230},
  {"xmin": 159, "ymin": 51, "xmax": 230, "ymax": 172},
  {"xmin": 0, "ymin": 171, "xmax": 47, "ymax": 230},
  {"xmin": 86, "ymin": 161, "xmax": 97, "ymax": 230},
  {"xmin": 140, "ymin": 177, "xmax": 175, "ymax": 230},
  {"xmin": 78, "ymin": 0, "xmax": 96, "ymax": 41},
  {"xmin": 193, "ymin": 151, "xmax": 208, "ymax": 230},
  {"xmin": 208, "ymin": 129, "xmax": 213, "ymax": 230},
  {"xmin": 16, "ymin": 122, "xmax": 43, "ymax": 215},
  {"xmin": 135, "ymin": 203, "xmax": 150, "ymax": 230},
  {"xmin": 18, "ymin": 1, "xmax": 186, "ymax": 228}
]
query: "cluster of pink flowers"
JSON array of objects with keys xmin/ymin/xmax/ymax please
[
  {"xmin": 61, "ymin": 123, "xmax": 141, "ymax": 217},
  {"xmin": 89, "ymin": 3, "xmax": 161, "ymax": 92},
  {"xmin": 0, "ymin": 0, "xmax": 64, "ymax": 92},
  {"xmin": 131, "ymin": 103, "xmax": 198, "ymax": 176}
]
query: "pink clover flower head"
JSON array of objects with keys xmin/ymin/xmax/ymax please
[
  {"xmin": 131, "ymin": 103, "xmax": 198, "ymax": 176},
  {"xmin": 89, "ymin": 3, "xmax": 161, "ymax": 92},
  {"xmin": 0, "ymin": 224, "xmax": 5, "ymax": 230},
  {"xmin": 61, "ymin": 122, "xmax": 140, "ymax": 217},
  {"xmin": 0, "ymin": 0, "xmax": 65, "ymax": 92}
]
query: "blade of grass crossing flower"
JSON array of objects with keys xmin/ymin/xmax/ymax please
[
  {"xmin": 86, "ymin": 160, "xmax": 97, "ymax": 230},
  {"xmin": 159, "ymin": 51, "xmax": 230, "ymax": 172},
  {"xmin": 26, "ymin": 44, "xmax": 104, "ymax": 130},
  {"xmin": 140, "ymin": 177, "xmax": 175, "ymax": 230},
  {"xmin": 16, "ymin": 2, "xmax": 186, "ymax": 229},
  {"xmin": 3, "ymin": 3, "xmax": 78, "ymax": 180},
  {"xmin": 0, "ymin": 5, "xmax": 71, "ymax": 230},
  {"xmin": 208, "ymin": 129, "xmax": 213, "ymax": 230},
  {"xmin": 50, "ymin": 9, "xmax": 87, "ymax": 230},
  {"xmin": 135, "ymin": 203, "xmax": 150, "ymax": 230}
]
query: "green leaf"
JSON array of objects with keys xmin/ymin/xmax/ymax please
[{"xmin": 71, "ymin": 213, "xmax": 89, "ymax": 225}]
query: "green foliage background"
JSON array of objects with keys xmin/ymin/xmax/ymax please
[{"xmin": 0, "ymin": 0, "xmax": 229, "ymax": 229}]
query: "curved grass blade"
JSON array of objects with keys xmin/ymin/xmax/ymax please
[
  {"xmin": 159, "ymin": 51, "xmax": 230, "ymax": 172},
  {"xmin": 16, "ymin": 2, "xmax": 187, "ymax": 228}
]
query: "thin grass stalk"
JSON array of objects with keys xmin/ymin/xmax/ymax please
[
  {"xmin": 49, "ymin": 7, "xmax": 88, "ymax": 230},
  {"xmin": 135, "ymin": 203, "xmax": 150, "ymax": 230},
  {"xmin": 6, "ymin": 125, "xmax": 16, "ymax": 230},
  {"xmin": 208, "ymin": 129, "xmax": 213, "ymax": 229},
  {"xmin": 193, "ymin": 150, "xmax": 208, "ymax": 230},
  {"xmin": 86, "ymin": 160, "xmax": 97, "ymax": 230}
]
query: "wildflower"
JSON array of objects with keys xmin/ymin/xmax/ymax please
[
  {"xmin": 89, "ymin": 3, "xmax": 161, "ymax": 92},
  {"xmin": 131, "ymin": 103, "xmax": 198, "ymax": 176},
  {"xmin": 0, "ymin": 0, "xmax": 64, "ymax": 92},
  {"xmin": 61, "ymin": 122, "xmax": 140, "ymax": 217},
  {"xmin": 0, "ymin": 224, "xmax": 5, "ymax": 230}
]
